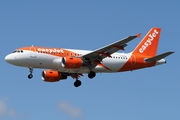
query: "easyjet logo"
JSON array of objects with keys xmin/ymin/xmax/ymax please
[
  {"xmin": 139, "ymin": 29, "xmax": 159, "ymax": 53},
  {"xmin": 37, "ymin": 48, "xmax": 64, "ymax": 53}
]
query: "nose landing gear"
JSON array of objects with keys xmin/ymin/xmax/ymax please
[
  {"xmin": 28, "ymin": 74, "xmax": 33, "ymax": 79},
  {"xmin": 28, "ymin": 67, "xmax": 33, "ymax": 79}
]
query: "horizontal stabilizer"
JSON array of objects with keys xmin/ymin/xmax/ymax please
[{"xmin": 145, "ymin": 51, "xmax": 174, "ymax": 63}]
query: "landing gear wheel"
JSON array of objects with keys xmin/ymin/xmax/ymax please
[
  {"xmin": 28, "ymin": 74, "xmax": 33, "ymax": 79},
  {"xmin": 88, "ymin": 71, "xmax": 96, "ymax": 79},
  {"xmin": 28, "ymin": 67, "xmax": 33, "ymax": 79},
  {"xmin": 74, "ymin": 80, "xmax": 82, "ymax": 87}
]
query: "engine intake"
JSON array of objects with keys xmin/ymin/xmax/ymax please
[{"xmin": 62, "ymin": 57, "xmax": 83, "ymax": 69}]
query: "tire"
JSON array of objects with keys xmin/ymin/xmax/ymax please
[
  {"xmin": 88, "ymin": 71, "xmax": 96, "ymax": 79},
  {"xmin": 74, "ymin": 80, "xmax": 81, "ymax": 87},
  {"xmin": 28, "ymin": 74, "xmax": 33, "ymax": 79}
]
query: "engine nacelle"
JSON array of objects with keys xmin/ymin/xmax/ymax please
[
  {"xmin": 42, "ymin": 70, "xmax": 67, "ymax": 82},
  {"xmin": 62, "ymin": 57, "xmax": 83, "ymax": 69}
]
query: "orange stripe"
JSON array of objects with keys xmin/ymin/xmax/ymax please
[
  {"xmin": 16, "ymin": 47, "xmax": 82, "ymax": 57},
  {"xmin": 94, "ymin": 60, "xmax": 112, "ymax": 71},
  {"xmin": 118, "ymin": 54, "xmax": 156, "ymax": 72}
]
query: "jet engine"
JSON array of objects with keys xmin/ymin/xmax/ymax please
[
  {"xmin": 42, "ymin": 70, "xmax": 67, "ymax": 82},
  {"xmin": 62, "ymin": 57, "xmax": 83, "ymax": 69}
]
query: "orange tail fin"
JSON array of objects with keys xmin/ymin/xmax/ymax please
[{"xmin": 132, "ymin": 28, "xmax": 161, "ymax": 57}]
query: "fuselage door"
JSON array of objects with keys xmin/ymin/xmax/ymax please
[
  {"xmin": 131, "ymin": 54, "xmax": 136, "ymax": 65},
  {"xmin": 30, "ymin": 46, "xmax": 36, "ymax": 58}
]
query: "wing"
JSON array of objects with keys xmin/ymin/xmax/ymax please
[{"xmin": 82, "ymin": 33, "xmax": 141, "ymax": 68}]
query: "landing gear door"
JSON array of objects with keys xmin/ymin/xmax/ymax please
[{"xmin": 30, "ymin": 46, "xmax": 36, "ymax": 58}]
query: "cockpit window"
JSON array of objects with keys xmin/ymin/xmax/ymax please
[{"xmin": 13, "ymin": 50, "xmax": 23, "ymax": 53}]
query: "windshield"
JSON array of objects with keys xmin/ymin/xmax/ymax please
[{"xmin": 13, "ymin": 50, "xmax": 23, "ymax": 53}]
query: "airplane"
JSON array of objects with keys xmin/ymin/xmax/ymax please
[{"xmin": 5, "ymin": 28, "xmax": 174, "ymax": 87}]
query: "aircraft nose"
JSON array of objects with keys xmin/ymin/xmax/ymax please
[{"xmin": 5, "ymin": 54, "xmax": 14, "ymax": 64}]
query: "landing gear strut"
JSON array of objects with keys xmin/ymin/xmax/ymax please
[
  {"xmin": 88, "ymin": 71, "xmax": 96, "ymax": 79},
  {"xmin": 28, "ymin": 67, "xmax": 33, "ymax": 79},
  {"xmin": 72, "ymin": 73, "xmax": 82, "ymax": 87}
]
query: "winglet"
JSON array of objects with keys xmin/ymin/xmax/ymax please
[{"xmin": 136, "ymin": 33, "xmax": 141, "ymax": 38}]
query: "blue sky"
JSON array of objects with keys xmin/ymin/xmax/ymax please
[{"xmin": 0, "ymin": 0, "xmax": 179, "ymax": 120}]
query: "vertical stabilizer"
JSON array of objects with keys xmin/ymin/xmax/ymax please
[{"xmin": 132, "ymin": 28, "xmax": 161, "ymax": 57}]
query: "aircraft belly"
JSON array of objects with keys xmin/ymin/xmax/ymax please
[
  {"xmin": 55, "ymin": 67, "xmax": 90, "ymax": 73},
  {"xmin": 100, "ymin": 58, "xmax": 128, "ymax": 72},
  {"xmin": 93, "ymin": 66, "xmax": 111, "ymax": 73}
]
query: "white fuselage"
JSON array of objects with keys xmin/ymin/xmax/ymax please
[{"xmin": 5, "ymin": 49, "xmax": 131, "ymax": 73}]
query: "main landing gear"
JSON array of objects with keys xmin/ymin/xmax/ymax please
[
  {"xmin": 72, "ymin": 73, "xmax": 82, "ymax": 87},
  {"xmin": 88, "ymin": 71, "xmax": 96, "ymax": 79},
  {"xmin": 74, "ymin": 80, "xmax": 82, "ymax": 87},
  {"xmin": 73, "ymin": 71, "xmax": 96, "ymax": 87},
  {"xmin": 28, "ymin": 67, "xmax": 33, "ymax": 79}
]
